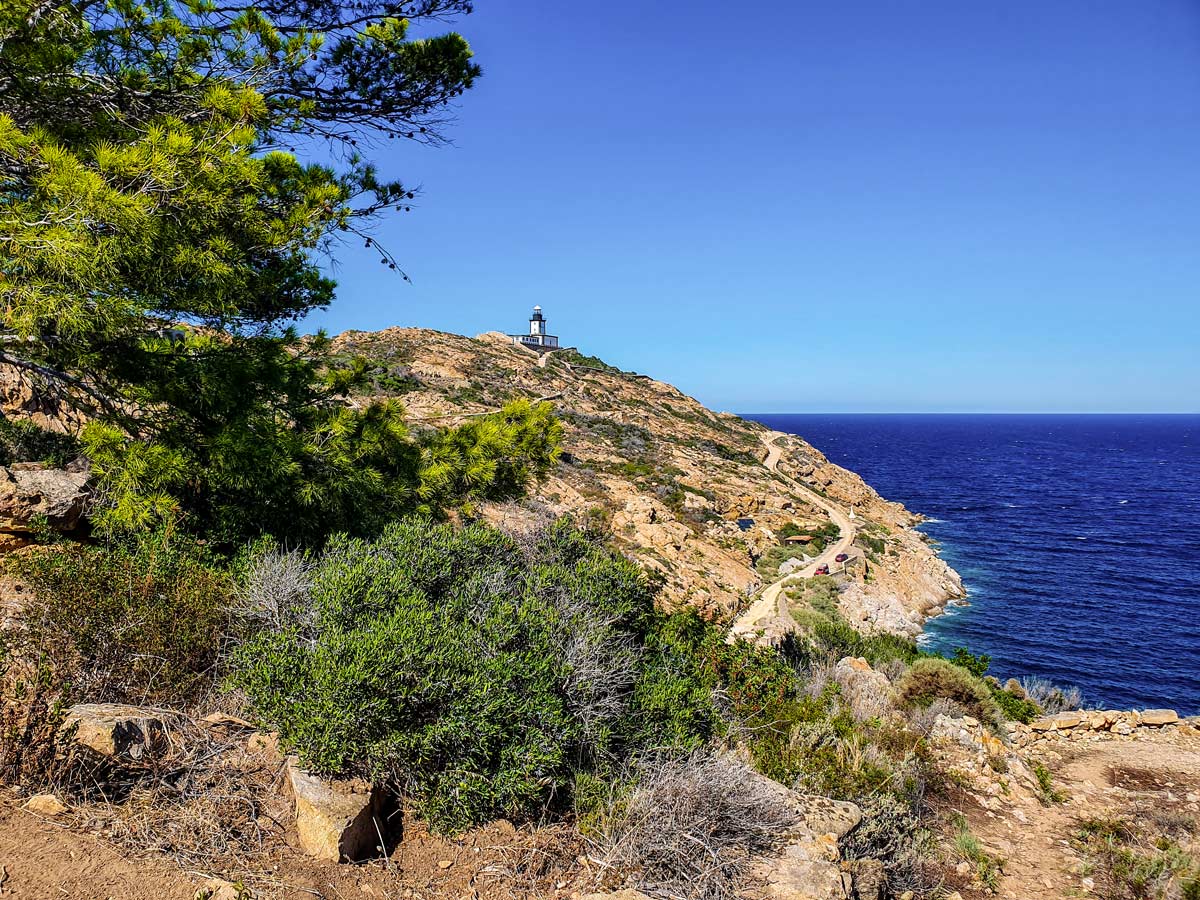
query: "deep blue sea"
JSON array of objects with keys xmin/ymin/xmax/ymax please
[{"xmin": 744, "ymin": 414, "xmax": 1200, "ymax": 716}]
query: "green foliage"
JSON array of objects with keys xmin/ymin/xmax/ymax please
[
  {"xmin": 7, "ymin": 531, "xmax": 232, "ymax": 706},
  {"xmin": 755, "ymin": 544, "xmax": 808, "ymax": 578},
  {"xmin": 953, "ymin": 816, "xmax": 1004, "ymax": 890},
  {"xmin": 790, "ymin": 575, "xmax": 840, "ymax": 617},
  {"xmin": 414, "ymin": 399, "xmax": 564, "ymax": 518},
  {"xmin": 555, "ymin": 348, "xmax": 619, "ymax": 372},
  {"xmin": 631, "ymin": 608, "xmax": 812, "ymax": 757},
  {"xmin": 991, "ymin": 685, "xmax": 1040, "ymax": 724},
  {"xmin": 797, "ymin": 614, "xmax": 923, "ymax": 668},
  {"xmin": 84, "ymin": 392, "xmax": 561, "ymax": 544},
  {"xmin": 0, "ymin": 419, "xmax": 80, "ymax": 467},
  {"xmin": 950, "ymin": 646, "xmax": 991, "ymax": 678},
  {"xmin": 0, "ymin": 0, "xmax": 508, "ymax": 545},
  {"xmin": 857, "ymin": 533, "xmax": 886, "ymax": 556},
  {"xmin": 895, "ymin": 658, "xmax": 1002, "ymax": 730},
  {"xmin": 232, "ymin": 518, "xmax": 850, "ymax": 834},
  {"xmin": 234, "ymin": 518, "xmax": 664, "ymax": 833},
  {"xmin": 1075, "ymin": 816, "xmax": 1199, "ymax": 898},
  {"xmin": 1032, "ymin": 761, "xmax": 1066, "ymax": 804},
  {"xmin": 947, "ymin": 647, "xmax": 1040, "ymax": 723}
]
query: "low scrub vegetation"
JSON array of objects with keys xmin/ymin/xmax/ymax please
[
  {"xmin": 1075, "ymin": 816, "xmax": 1200, "ymax": 900},
  {"xmin": 7, "ymin": 532, "xmax": 232, "ymax": 707},
  {"xmin": 230, "ymin": 518, "xmax": 805, "ymax": 834},
  {"xmin": 1020, "ymin": 675, "xmax": 1084, "ymax": 714},
  {"xmin": 0, "ymin": 419, "xmax": 81, "ymax": 468},
  {"xmin": 895, "ymin": 658, "xmax": 1003, "ymax": 731},
  {"xmin": 952, "ymin": 815, "xmax": 1004, "ymax": 890}
]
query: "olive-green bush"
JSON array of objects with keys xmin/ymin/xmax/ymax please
[
  {"xmin": 232, "ymin": 517, "xmax": 820, "ymax": 834},
  {"xmin": 895, "ymin": 658, "xmax": 1002, "ymax": 729}
]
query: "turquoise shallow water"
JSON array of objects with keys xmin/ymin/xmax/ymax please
[{"xmin": 745, "ymin": 414, "xmax": 1200, "ymax": 715}]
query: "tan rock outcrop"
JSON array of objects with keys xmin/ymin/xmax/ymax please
[
  {"xmin": 287, "ymin": 761, "xmax": 393, "ymax": 862},
  {"xmin": 833, "ymin": 657, "xmax": 894, "ymax": 722},
  {"xmin": 60, "ymin": 704, "xmax": 166, "ymax": 760},
  {"xmin": 0, "ymin": 460, "xmax": 89, "ymax": 534},
  {"xmin": 1141, "ymin": 709, "xmax": 1180, "ymax": 726}
]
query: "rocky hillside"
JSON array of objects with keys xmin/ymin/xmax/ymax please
[{"xmin": 327, "ymin": 328, "xmax": 964, "ymax": 630}]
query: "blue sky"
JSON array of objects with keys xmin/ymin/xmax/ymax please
[{"xmin": 306, "ymin": 0, "xmax": 1200, "ymax": 413}]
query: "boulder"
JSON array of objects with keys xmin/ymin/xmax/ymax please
[
  {"xmin": 981, "ymin": 733, "xmax": 1006, "ymax": 757},
  {"xmin": 796, "ymin": 794, "xmax": 862, "ymax": 840},
  {"xmin": 779, "ymin": 556, "xmax": 806, "ymax": 576},
  {"xmin": 23, "ymin": 793, "xmax": 68, "ymax": 816},
  {"xmin": 60, "ymin": 704, "xmax": 166, "ymax": 760},
  {"xmin": 1140, "ymin": 709, "xmax": 1179, "ymax": 727},
  {"xmin": 287, "ymin": 761, "xmax": 394, "ymax": 862},
  {"xmin": 753, "ymin": 838, "xmax": 853, "ymax": 899},
  {"xmin": 0, "ymin": 460, "xmax": 90, "ymax": 534},
  {"xmin": 1030, "ymin": 711, "xmax": 1082, "ymax": 732}
]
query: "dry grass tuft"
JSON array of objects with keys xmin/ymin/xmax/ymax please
[
  {"xmin": 9, "ymin": 703, "xmax": 288, "ymax": 867},
  {"xmin": 591, "ymin": 752, "xmax": 799, "ymax": 900}
]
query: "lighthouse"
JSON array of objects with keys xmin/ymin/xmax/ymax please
[{"xmin": 509, "ymin": 305, "xmax": 560, "ymax": 352}]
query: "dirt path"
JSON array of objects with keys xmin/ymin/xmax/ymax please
[
  {"xmin": 729, "ymin": 432, "xmax": 857, "ymax": 644},
  {"xmin": 959, "ymin": 731, "xmax": 1200, "ymax": 899}
]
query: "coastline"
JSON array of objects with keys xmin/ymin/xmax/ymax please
[{"xmin": 750, "ymin": 413, "xmax": 1200, "ymax": 715}]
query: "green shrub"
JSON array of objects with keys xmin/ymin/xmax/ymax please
[
  {"xmin": 953, "ymin": 817, "xmax": 1004, "ymax": 890},
  {"xmin": 842, "ymin": 793, "xmax": 939, "ymax": 894},
  {"xmin": 944, "ymin": 647, "xmax": 1040, "ymax": 723},
  {"xmin": 1032, "ymin": 761, "xmax": 1065, "ymax": 804},
  {"xmin": 992, "ymin": 686, "xmax": 1039, "ymax": 723},
  {"xmin": 895, "ymin": 658, "xmax": 1002, "ymax": 729},
  {"xmin": 857, "ymin": 534, "xmax": 886, "ymax": 556},
  {"xmin": 805, "ymin": 616, "xmax": 923, "ymax": 668},
  {"xmin": 233, "ymin": 518, "xmax": 740, "ymax": 834},
  {"xmin": 0, "ymin": 419, "xmax": 80, "ymax": 467},
  {"xmin": 949, "ymin": 646, "xmax": 990, "ymax": 678},
  {"xmin": 8, "ymin": 532, "xmax": 232, "ymax": 706}
]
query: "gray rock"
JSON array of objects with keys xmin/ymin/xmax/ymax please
[
  {"xmin": 797, "ymin": 794, "xmax": 863, "ymax": 840},
  {"xmin": 778, "ymin": 556, "xmax": 806, "ymax": 576},
  {"xmin": 0, "ymin": 460, "xmax": 89, "ymax": 534}
]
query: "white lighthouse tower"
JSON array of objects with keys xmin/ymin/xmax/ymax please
[{"xmin": 509, "ymin": 305, "xmax": 560, "ymax": 352}]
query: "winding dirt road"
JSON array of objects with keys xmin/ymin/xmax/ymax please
[{"xmin": 729, "ymin": 432, "xmax": 857, "ymax": 645}]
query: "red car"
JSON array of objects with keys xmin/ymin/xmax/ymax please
[
  {"xmin": 814, "ymin": 564, "xmax": 829, "ymax": 575},
  {"xmin": 835, "ymin": 553, "xmax": 849, "ymax": 563}
]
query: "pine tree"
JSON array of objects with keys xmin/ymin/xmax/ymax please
[{"xmin": 0, "ymin": 0, "xmax": 560, "ymax": 542}]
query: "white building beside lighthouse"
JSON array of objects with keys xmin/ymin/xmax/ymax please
[{"xmin": 509, "ymin": 305, "xmax": 559, "ymax": 352}]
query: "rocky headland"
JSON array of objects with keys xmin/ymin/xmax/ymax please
[
  {"xmin": 324, "ymin": 328, "xmax": 965, "ymax": 632},
  {"xmin": 0, "ymin": 333, "xmax": 1195, "ymax": 900}
]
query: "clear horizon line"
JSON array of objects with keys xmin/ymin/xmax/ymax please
[{"xmin": 735, "ymin": 410, "xmax": 1200, "ymax": 416}]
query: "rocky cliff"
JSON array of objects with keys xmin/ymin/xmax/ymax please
[{"xmin": 327, "ymin": 328, "xmax": 965, "ymax": 628}]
